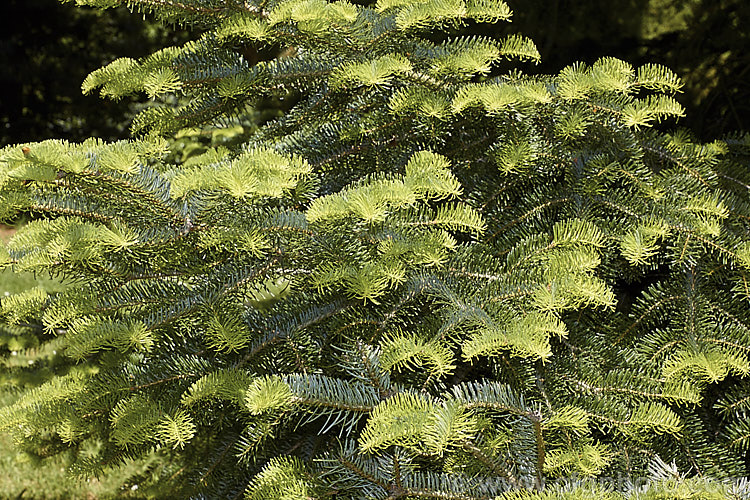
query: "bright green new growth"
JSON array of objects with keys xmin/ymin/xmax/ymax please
[
  {"xmin": 1, "ymin": 0, "xmax": 750, "ymax": 499},
  {"xmin": 170, "ymin": 148, "xmax": 313, "ymax": 199}
]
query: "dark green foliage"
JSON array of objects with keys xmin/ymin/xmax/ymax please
[{"xmin": 1, "ymin": 1, "xmax": 749, "ymax": 499}]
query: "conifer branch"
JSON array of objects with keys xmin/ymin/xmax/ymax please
[
  {"xmin": 337, "ymin": 455, "xmax": 391, "ymax": 491},
  {"xmin": 641, "ymin": 144, "xmax": 712, "ymax": 188},
  {"xmin": 3, "ymin": 0, "xmax": 748, "ymax": 496},
  {"xmin": 487, "ymin": 198, "xmax": 573, "ymax": 242},
  {"xmin": 125, "ymin": 0, "xmax": 225, "ymax": 15},
  {"xmin": 616, "ymin": 295, "xmax": 682, "ymax": 344},
  {"xmin": 461, "ymin": 440, "xmax": 521, "ymax": 488}
]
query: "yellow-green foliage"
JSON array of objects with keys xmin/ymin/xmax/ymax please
[
  {"xmin": 170, "ymin": 148, "xmax": 312, "ymax": 199},
  {"xmin": 244, "ymin": 375, "xmax": 294, "ymax": 415},
  {"xmin": 1, "ymin": 0, "xmax": 749, "ymax": 499},
  {"xmin": 245, "ymin": 456, "xmax": 312, "ymax": 500}
]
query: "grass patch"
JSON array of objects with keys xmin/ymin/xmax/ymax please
[
  {"xmin": 0, "ymin": 268, "xmax": 67, "ymax": 296},
  {"xmin": 0, "ymin": 393, "xmax": 152, "ymax": 499},
  {"xmin": 1, "ymin": 227, "xmax": 143, "ymax": 499},
  {"xmin": 0, "ymin": 417, "xmax": 131, "ymax": 500}
]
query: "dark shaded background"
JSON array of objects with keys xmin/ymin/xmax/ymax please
[
  {"xmin": 0, "ymin": 0, "xmax": 193, "ymax": 145},
  {"xmin": 0, "ymin": 0, "xmax": 747, "ymax": 145},
  {"xmin": 510, "ymin": 0, "xmax": 750, "ymax": 140}
]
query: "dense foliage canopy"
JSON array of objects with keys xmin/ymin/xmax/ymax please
[{"xmin": 1, "ymin": 1, "xmax": 749, "ymax": 499}]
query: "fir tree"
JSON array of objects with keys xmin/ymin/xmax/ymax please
[{"xmin": 1, "ymin": 0, "xmax": 750, "ymax": 498}]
